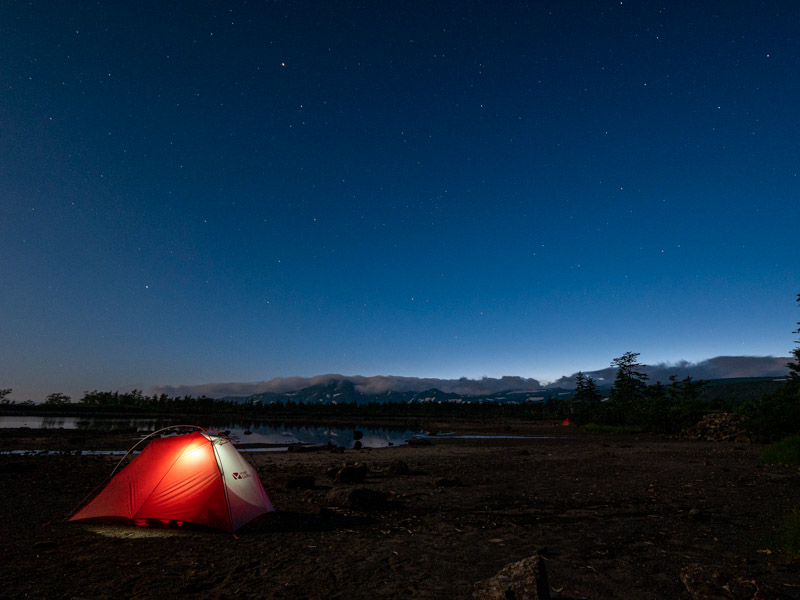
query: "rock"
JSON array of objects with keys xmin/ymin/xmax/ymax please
[
  {"xmin": 326, "ymin": 462, "xmax": 370, "ymax": 483},
  {"xmin": 324, "ymin": 487, "xmax": 388, "ymax": 511},
  {"xmin": 406, "ymin": 437, "xmax": 432, "ymax": 447},
  {"xmin": 327, "ymin": 442, "xmax": 346, "ymax": 453},
  {"xmin": 353, "ymin": 430, "xmax": 364, "ymax": 440},
  {"xmin": 387, "ymin": 459, "xmax": 410, "ymax": 475},
  {"xmin": 687, "ymin": 508, "xmax": 704, "ymax": 521},
  {"xmin": 473, "ymin": 552, "xmax": 550, "ymax": 600},
  {"xmin": 287, "ymin": 443, "xmax": 316, "ymax": 453},
  {"xmin": 680, "ymin": 564, "xmax": 794, "ymax": 600},
  {"xmin": 353, "ymin": 440, "xmax": 363, "ymax": 450},
  {"xmin": 682, "ymin": 413, "xmax": 749, "ymax": 443},
  {"xmin": 335, "ymin": 462, "xmax": 368, "ymax": 484}
]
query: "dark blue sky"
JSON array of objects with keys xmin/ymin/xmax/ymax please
[{"xmin": 2, "ymin": 1, "xmax": 799, "ymax": 401}]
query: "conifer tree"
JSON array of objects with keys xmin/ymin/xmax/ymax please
[
  {"xmin": 610, "ymin": 352, "xmax": 649, "ymax": 403},
  {"xmin": 574, "ymin": 371, "xmax": 601, "ymax": 403},
  {"xmin": 789, "ymin": 293, "xmax": 800, "ymax": 379},
  {"xmin": 668, "ymin": 375, "xmax": 707, "ymax": 402}
]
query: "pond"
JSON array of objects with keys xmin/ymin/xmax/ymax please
[{"xmin": 0, "ymin": 415, "xmax": 424, "ymax": 449}]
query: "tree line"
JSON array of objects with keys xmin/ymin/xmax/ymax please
[
  {"xmin": 3, "ymin": 294, "xmax": 799, "ymax": 441},
  {"xmin": 566, "ymin": 294, "xmax": 800, "ymax": 441}
]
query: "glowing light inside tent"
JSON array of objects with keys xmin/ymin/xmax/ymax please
[{"xmin": 180, "ymin": 443, "xmax": 209, "ymax": 464}]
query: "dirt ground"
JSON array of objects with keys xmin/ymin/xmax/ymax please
[{"xmin": 1, "ymin": 421, "xmax": 799, "ymax": 599}]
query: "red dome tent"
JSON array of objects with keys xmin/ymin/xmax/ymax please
[{"xmin": 69, "ymin": 428, "xmax": 274, "ymax": 532}]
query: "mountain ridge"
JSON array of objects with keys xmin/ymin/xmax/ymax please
[{"xmin": 220, "ymin": 375, "xmax": 789, "ymax": 406}]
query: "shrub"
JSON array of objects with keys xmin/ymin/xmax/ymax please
[
  {"xmin": 760, "ymin": 436, "xmax": 800, "ymax": 466},
  {"xmin": 780, "ymin": 509, "xmax": 800, "ymax": 562},
  {"xmin": 737, "ymin": 380, "xmax": 800, "ymax": 442}
]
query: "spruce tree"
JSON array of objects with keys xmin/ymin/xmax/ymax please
[
  {"xmin": 610, "ymin": 352, "xmax": 649, "ymax": 403},
  {"xmin": 789, "ymin": 293, "xmax": 800, "ymax": 379},
  {"xmin": 574, "ymin": 371, "xmax": 601, "ymax": 403}
]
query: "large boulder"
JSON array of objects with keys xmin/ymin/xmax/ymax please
[{"xmin": 473, "ymin": 552, "xmax": 550, "ymax": 600}]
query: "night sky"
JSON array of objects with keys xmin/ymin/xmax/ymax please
[{"xmin": 2, "ymin": 1, "xmax": 799, "ymax": 402}]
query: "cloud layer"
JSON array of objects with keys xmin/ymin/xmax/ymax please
[
  {"xmin": 151, "ymin": 374, "xmax": 543, "ymax": 398},
  {"xmin": 547, "ymin": 355, "xmax": 792, "ymax": 388},
  {"xmin": 150, "ymin": 355, "xmax": 792, "ymax": 398}
]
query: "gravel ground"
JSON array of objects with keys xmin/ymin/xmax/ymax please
[{"xmin": 1, "ymin": 422, "xmax": 798, "ymax": 599}]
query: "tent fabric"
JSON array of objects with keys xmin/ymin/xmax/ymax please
[{"xmin": 69, "ymin": 431, "xmax": 274, "ymax": 532}]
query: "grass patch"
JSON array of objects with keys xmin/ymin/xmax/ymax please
[
  {"xmin": 760, "ymin": 435, "xmax": 800, "ymax": 466},
  {"xmin": 581, "ymin": 423, "xmax": 643, "ymax": 435},
  {"xmin": 780, "ymin": 509, "xmax": 800, "ymax": 562}
]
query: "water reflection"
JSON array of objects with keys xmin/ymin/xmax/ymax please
[
  {"xmin": 0, "ymin": 415, "xmax": 170, "ymax": 431},
  {"xmin": 228, "ymin": 423, "xmax": 421, "ymax": 448},
  {"xmin": 0, "ymin": 416, "xmax": 422, "ymax": 449}
]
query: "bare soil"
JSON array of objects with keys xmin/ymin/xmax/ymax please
[{"xmin": 1, "ymin": 421, "xmax": 798, "ymax": 599}]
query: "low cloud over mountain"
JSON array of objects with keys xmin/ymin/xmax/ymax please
[
  {"xmin": 151, "ymin": 374, "xmax": 542, "ymax": 399},
  {"xmin": 150, "ymin": 355, "xmax": 792, "ymax": 398},
  {"xmin": 546, "ymin": 356, "xmax": 792, "ymax": 389}
]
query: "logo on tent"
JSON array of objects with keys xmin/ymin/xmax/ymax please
[{"xmin": 232, "ymin": 471, "xmax": 252, "ymax": 480}]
